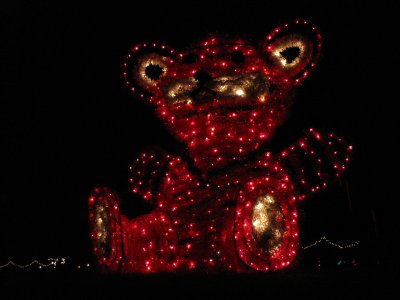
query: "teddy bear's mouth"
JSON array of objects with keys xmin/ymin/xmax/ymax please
[
  {"xmin": 166, "ymin": 100, "xmax": 263, "ymax": 119},
  {"xmin": 163, "ymin": 72, "xmax": 270, "ymax": 110}
]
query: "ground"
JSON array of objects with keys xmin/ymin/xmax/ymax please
[{"xmin": 2, "ymin": 264, "xmax": 398, "ymax": 299}]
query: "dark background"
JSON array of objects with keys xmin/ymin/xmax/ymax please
[{"xmin": 1, "ymin": 0, "xmax": 398, "ymax": 298}]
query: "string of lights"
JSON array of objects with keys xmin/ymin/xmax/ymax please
[
  {"xmin": 0, "ymin": 258, "xmax": 66, "ymax": 269},
  {"xmin": 0, "ymin": 236, "xmax": 359, "ymax": 270},
  {"xmin": 302, "ymin": 236, "xmax": 360, "ymax": 250}
]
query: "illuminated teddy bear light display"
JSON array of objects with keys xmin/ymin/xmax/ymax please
[{"xmin": 88, "ymin": 20, "xmax": 352, "ymax": 273}]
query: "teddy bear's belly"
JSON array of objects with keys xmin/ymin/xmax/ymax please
[
  {"xmin": 170, "ymin": 106, "xmax": 287, "ymax": 173},
  {"xmin": 90, "ymin": 164, "xmax": 300, "ymax": 272},
  {"xmin": 152, "ymin": 164, "xmax": 300, "ymax": 271}
]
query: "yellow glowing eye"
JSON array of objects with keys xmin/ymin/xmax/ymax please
[
  {"xmin": 135, "ymin": 53, "xmax": 169, "ymax": 88},
  {"xmin": 276, "ymin": 45, "xmax": 302, "ymax": 66},
  {"xmin": 144, "ymin": 64, "xmax": 164, "ymax": 81},
  {"xmin": 272, "ymin": 40, "xmax": 304, "ymax": 68},
  {"xmin": 280, "ymin": 47, "xmax": 300, "ymax": 62},
  {"xmin": 270, "ymin": 34, "xmax": 313, "ymax": 75}
]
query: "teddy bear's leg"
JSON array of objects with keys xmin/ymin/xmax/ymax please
[
  {"xmin": 234, "ymin": 176, "xmax": 299, "ymax": 271},
  {"xmin": 88, "ymin": 187, "xmax": 123, "ymax": 272},
  {"xmin": 88, "ymin": 186, "xmax": 178, "ymax": 273}
]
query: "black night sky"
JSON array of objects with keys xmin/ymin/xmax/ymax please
[{"xmin": 1, "ymin": 1, "xmax": 398, "ymax": 298}]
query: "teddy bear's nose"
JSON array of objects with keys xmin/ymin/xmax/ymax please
[{"xmin": 193, "ymin": 70, "xmax": 213, "ymax": 85}]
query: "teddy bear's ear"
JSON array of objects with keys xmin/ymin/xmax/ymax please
[
  {"xmin": 123, "ymin": 43, "xmax": 176, "ymax": 99},
  {"xmin": 262, "ymin": 20, "xmax": 322, "ymax": 84}
]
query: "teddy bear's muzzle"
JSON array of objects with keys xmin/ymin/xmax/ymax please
[{"xmin": 165, "ymin": 72, "xmax": 270, "ymax": 108}]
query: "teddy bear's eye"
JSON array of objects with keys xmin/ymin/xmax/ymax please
[
  {"xmin": 193, "ymin": 70, "xmax": 212, "ymax": 84},
  {"xmin": 269, "ymin": 34, "xmax": 312, "ymax": 71},
  {"xmin": 231, "ymin": 51, "xmax": 245, "ymax": 64},
  {"xmin": 182, "ymin": 53, "xmax": 199, "ymax": 64},
  {"xmin": 279, "ymin": 47, "xmax": 301, "ymax": 65},
  {"xmin": 274, "ymin": 42, "xmax": 304, "ymax": 67},
  {"xmin": 145, "ymin": 64, "xmax": 164, "ymax": 81},
  {"xmin": 134, "ymin": 53, "xmax": 170, "ymax": 88}
]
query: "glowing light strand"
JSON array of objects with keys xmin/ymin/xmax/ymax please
[
  {"xmin": 0, "ymin": 258, "xmax": 66, "ymax": 269},
  {"xmin": 302, "ymin": 236, "xmax": 360, "ymax": 250},
  {"xmin": 0, "ymin": 235, "xmax": 359, "ymax": 271}
]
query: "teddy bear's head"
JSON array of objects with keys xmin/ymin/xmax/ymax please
[{"xmin": 124, "ymin": 20, "xmax": 321, "ymax": 173}]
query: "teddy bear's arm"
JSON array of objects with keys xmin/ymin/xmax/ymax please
[
  {"xmin": 129, "ymin": 148, "xmax": 172, "ymax": 203},
  {"xmin": 279, "ymin": 128, "xmax": 353, "ymax": 200}
]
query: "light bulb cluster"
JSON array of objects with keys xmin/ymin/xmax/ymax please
[{"xmin": 89, "ymin": 20, "xmax": 352, "ymax": 273}]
